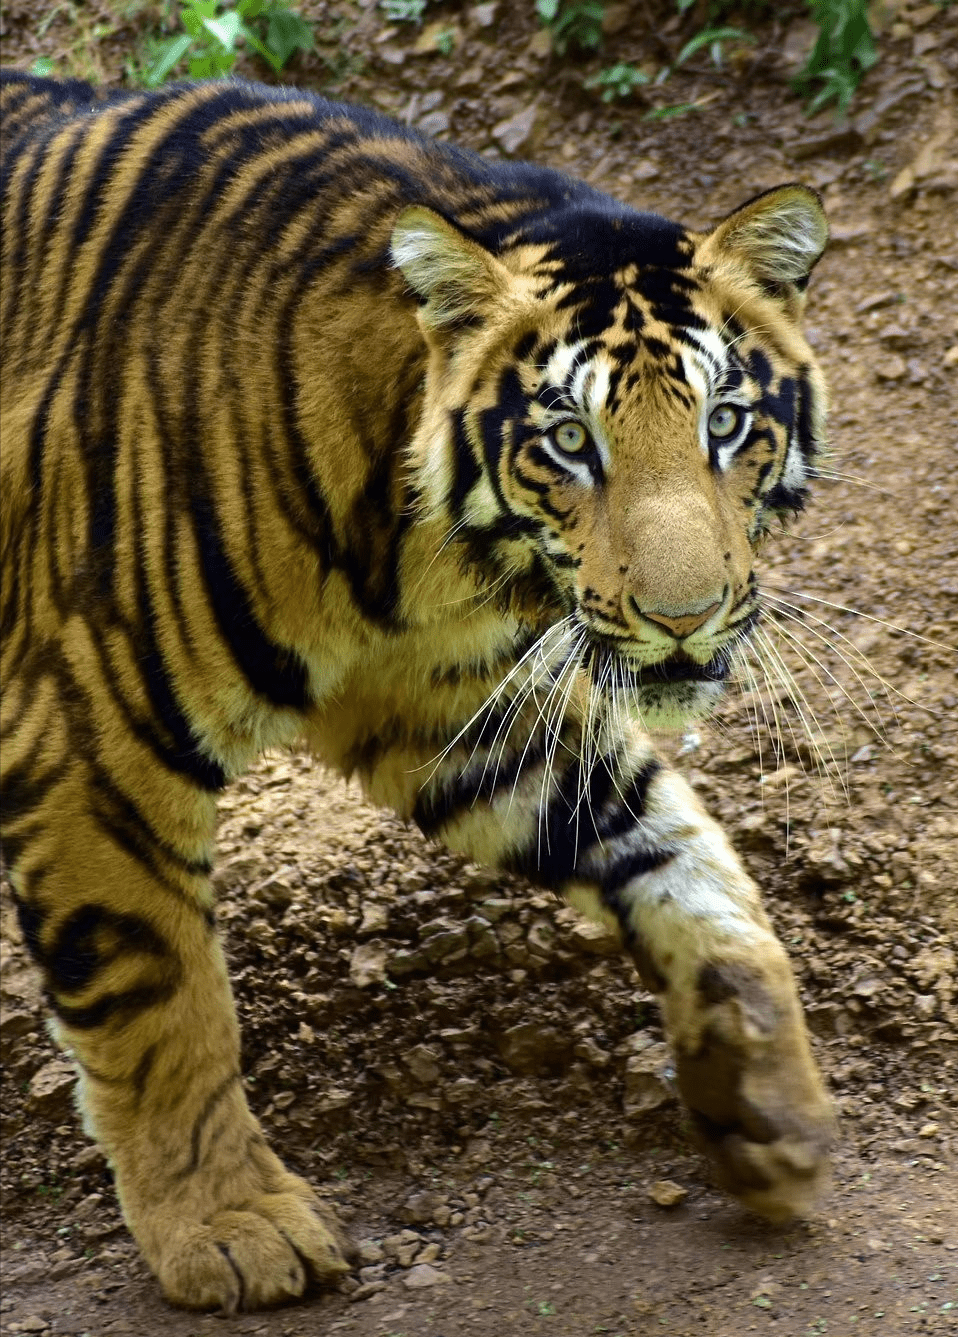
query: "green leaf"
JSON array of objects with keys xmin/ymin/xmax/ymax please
[
  {"xmin": 187, "ymin": 52, "xmax": 216, "ymax": 77},
  {"xmin": 240, "ymin": 23, "xmax": 283, "ymax": 70},
  {"xmin": 676, "ymin": 26, "xmax": 754, "ymax": 65},
  {"xmin": 31, "ymin": 57, "xmax": 55, "ymax": 76},
  {"xmin": 266, "ymin": 9, "xmax": 313, "ymax": 65},
  {"xmin": 643, "ymin": 101, "xmax": 698, "ymax": 120},
  {"xmin": 202, "ymin": 11, "xmax": 244, "ymax": 50},
  {"xmin": 536, "ymin": 0, "xmax": 560, "ymax": 20},
  {"xmin": 181, "ymin": 8, "xmax": 203, "ymax": 37},
  {"xmin": 145, "ymin": 32, "xmax": 193, "ymax": 85}
]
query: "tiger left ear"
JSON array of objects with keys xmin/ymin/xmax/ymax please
[
  {"xmin": 391, "ymin": 205, "xmax": 511, "ymax": 333},
  {"xmin": 703, "ymin": 184, "xmax": 828, "ymax": 292}
]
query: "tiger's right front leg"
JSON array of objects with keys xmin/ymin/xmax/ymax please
[{"xmin": 2, "ymin": 745, "xmax": 350, "ymax": 1311}]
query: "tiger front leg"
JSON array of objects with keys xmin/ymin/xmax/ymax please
[
  {"xmin": 579, "ymin": 767, "xmax": 836, "ymax": 1221},
  {"xmin": 412, "ymin": 728, "xmax": 834, "ymax": 1222},
  {"xmin": 5, "ymin": 785, "xmax": 352, "ymax": 1311}
]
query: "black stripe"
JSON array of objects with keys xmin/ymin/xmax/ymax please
[
  {"xmin": 598, "ymin": 845, "xmax": 676, "ymax": 909},
  {"xmin": 11, "ymin": 893, "xmax": 46, "ymax": 965},
  {"xmin": 448, "ymin": 409, "xmax": 483, "ymax": 522},
  {"xmin": 88, "ymin": 771, "xmax": 214, "ymax": 896},
  {"xmin": 182, "ymin": 1072, "xmax": 242, "ymax": 1178},
  {"xmin": 46, "ymin": 904, "xmax": 171, "ymax": 995},
  {"xmin": 189, "ymin": 492, "xmax": 311, "ymax": 708},
  {"xmin": 132, "ymin": 1043, "xmax": 158, "ymax": 1102},
  {"xmin": 54, "ymin": 980, "xmax": 178, "ymax": 1031}
]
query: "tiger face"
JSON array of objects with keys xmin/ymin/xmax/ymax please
[{"xmin": 393, "ymin": 187, "xmax": 828, "ymax": 728}]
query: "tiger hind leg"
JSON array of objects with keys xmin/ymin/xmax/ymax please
[{"xmin": 4, "ymin": 765, "xmax": 352, "ymax": 1311}]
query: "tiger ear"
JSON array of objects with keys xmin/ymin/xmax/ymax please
[
  {"xmin": 704, "ymin": 185, "xmax": 828, "ymax": 291},
  {"xmin": 391, "ymin": 206, "xmax": 510, "ymax": 332}
]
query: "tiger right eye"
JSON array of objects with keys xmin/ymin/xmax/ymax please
[{"xmin": 554, "ymin": 421, "xmax": 590, "ymax": 454}]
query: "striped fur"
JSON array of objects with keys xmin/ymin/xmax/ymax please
[{"xmin": 1, "ymin": 72, "xmax": 834, "ymax": 1311}]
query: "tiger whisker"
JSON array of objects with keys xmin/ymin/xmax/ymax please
[
  {"xmin": 766, "ymin": 586, "xmax": 954, "ymax": 655},
  {"xmin": 753, "ymin": 624, "xmax": 845, "ymax": 804},
  {"xmin": 763, "ymin": 591, "xmax": 932, "ymax": 718},
  {"xmin": 411, "ymin": 616, "xmax": 573, "ymax": 784}
]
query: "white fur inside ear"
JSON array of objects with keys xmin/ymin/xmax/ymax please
[
  {"xmin": 391, "ymin": 206, "xmax": 498, "ymax": 328},
  {"xmin": 719, "ymin": 187, "xmax": 828, "ymax": 286}
]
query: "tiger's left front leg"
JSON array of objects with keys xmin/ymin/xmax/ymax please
[
  {"xmin": 4, "ymin": 760, "xmax": 351, "ymax": 1311},
  {"xmin": 405, "ymin": 729, "xmax": 835, "ymax": 1222}
]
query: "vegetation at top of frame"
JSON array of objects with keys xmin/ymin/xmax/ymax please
[
  {"xmin": 28, "ymin": 0, "xmax": 891, "ymax": 115},
  {"xmin": 538, "ymin": 0, "xmax": 882, "ymax": 113},
  {"xmin": 138, "ymin": 0, "xmax": 313, "ymax": 85}
]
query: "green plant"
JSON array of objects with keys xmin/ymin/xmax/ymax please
[
  {"xmin": 536, "ymin": 0, "xmax": 604, "ymax": 55},
  {"xmin": 434, "ymin": 25, "xmax": 457, "ymax": 54},
  {"xmin": 793, "ymin": 0, "xmax": 878, "ymax": 112},
  {"xmin": 143, "ymin": 0, "xmax": 312, "ymax": 86},
  {"xmin": 675, "ymin": 25, "xmax": 755, "ymax": 68},
  {"xmin": 585, "ymin": 62, "xmax": 649, "ymax": 101},
  {"xmin": 380, "ymin": 0, "xmax": 428, "ymax": 20}
]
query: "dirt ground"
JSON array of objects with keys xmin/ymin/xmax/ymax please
[{"xmin": 1, "ymin": 2, "xmax": 956, "ymax": 1334}]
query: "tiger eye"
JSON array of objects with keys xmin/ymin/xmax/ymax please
[
  {"xmin": 708, "ymin": 405, "xmax": 741, "ymax": 439},
  {"xmin": 554, "ymin": 421, "xmax": 590, "ymax": 454}
]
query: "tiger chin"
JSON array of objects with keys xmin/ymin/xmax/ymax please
[{"xmin": 1, "ymin": 71, "xmax": 835, "ymax": 1312}]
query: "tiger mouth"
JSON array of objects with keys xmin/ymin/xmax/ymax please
[{"xmin": 588, "ymin": 643, "xmax": 733, "ymax": 689}]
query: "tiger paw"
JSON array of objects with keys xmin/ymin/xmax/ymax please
[
  {"xmin": 669, "ymin": 954, "xmax": 836, "ymax": 1222},
  {"xmin": 143, "ymin": 1181, "xmax": 354, "ymax": 1312}
]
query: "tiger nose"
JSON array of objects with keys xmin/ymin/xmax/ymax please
[{"xmin": 631, "ymin": 597, "xmax": 724, "ymax": 639}]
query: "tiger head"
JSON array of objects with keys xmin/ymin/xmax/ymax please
[{"xmin": 392, "ymin": 184, "xmax": 828, "ymax": 728}]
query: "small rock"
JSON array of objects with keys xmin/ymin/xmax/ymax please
[
  {"xmin": 491, "ymin": 103, "xmax": 540, "ymax": 156},
  {"xmin": 350, "ymin": 1281, "xmax": 387, "ymax": 1302},
  {"xmin": 401, "ymin": 1189, "xmax": 447, "ymax": 1225},
  {"xmin": 623, "ymin": 1043, "xmax": 673, "ymax": 1117},
  {"xmin": 27, "ymin": 1059, "xmax": 76, "ymax": 1115},
  {"xmin": 18, "ymin": 1319, "xmax": 50, "ymax": 1334},
  {"xmin": 357, "ymin": 1239, "xmax": 385, "ymax": 1266},
  {"xmin": 470, "ymin": 2, "xmax": 497, "ymax": 26},
  {"xmin": 403, "ymin": 1044, "xmax": 441, "ymax": 1086},
  {"xmin": 889, "ymin": 165, "xmax": 915, "ymax": 199},
  {"xmin": 403, "ymin": 1262, "xmax": 448, "ymax": 1289},
  {"xmin": 497, "ymin": 1022, "xmax": 572, "ymax": 1075},
  {"xmin": 568, "ymin": 920, "xmax": 619, "ymax": 956},
  {"xmin": 414, "ymin": 21, "xmax": 461, "ymax": 55},
  {"xmin": 358, "ymin": 905, "xmax": 390, "ymax": 937},
  {"xmin": 0, "ymin": 1007, "xmax": 37, "ymax": 1059},
  {"xmin": 349, "ymin": 942, "xmax": 389, "ymax": 989},
  {"xmin": 649, "ymin": 1179, "xmax": 688, "ymax": 1208},
  {"xmin": 875, "ymin": 354, "xmax": 907, "ymax": 382}
]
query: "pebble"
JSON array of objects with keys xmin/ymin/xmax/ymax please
[
  {"xmin": 26, "ymin": 1059, "xmax": 76, "ymax": 1115},
  {"xmin": 491, "ymin": 103, "xmax": 540, "ymax": 155},
  {"xmin": 403, "ymin": 1262, "xmax": 448, "ymax": 1289},
  {"xmin": 649, "ymin": 1180, "xmax": 689, "ymax": 1208}
]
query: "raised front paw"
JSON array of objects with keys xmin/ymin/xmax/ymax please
[
  {"xmin": 142, "ymin": 1174, "xmax": 354, "ymax": 1311},
  {"xmin": 668, "ymin": 953, "xmax": 836, "ymax": 1222}
]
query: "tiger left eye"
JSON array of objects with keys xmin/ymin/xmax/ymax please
[
  {"xmin": 708, "ymin": 405, "xmax": 742, "ymax": 439},
  {"xmin": 553, "ymin": 421, "xmax": 590, "ymax": 454}
]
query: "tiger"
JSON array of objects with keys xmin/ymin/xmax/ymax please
[{"xmin": 0, "ymin": 69, "xmax": 836, "ymax": 1311}]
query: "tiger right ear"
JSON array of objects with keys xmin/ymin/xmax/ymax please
[
  {"xmin": 391, "ymin": 206, "xmax": 510, "ymax": 332},
  {"xmin": 704, "ymin": 184, "xmax": 828, "ymax": 291}
]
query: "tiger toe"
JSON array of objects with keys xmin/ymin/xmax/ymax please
[{"xmin": 155, "ymin": 1191, "xmax": 353, "ymax": 1312}]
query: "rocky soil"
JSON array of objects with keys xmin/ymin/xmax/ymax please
[{"xmin": 1, "ymin": 2, "xmax": 956, "ymax": 1334}]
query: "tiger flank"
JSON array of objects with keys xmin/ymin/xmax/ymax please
[{"xmin": 1, "ymin": 71, "xmax": 835, "ymax": 1311}]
